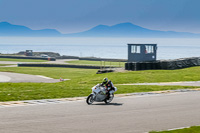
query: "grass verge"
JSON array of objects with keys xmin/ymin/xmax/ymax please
[
  {"xmin": 0, "ymin": 83, "xmax": 196, "ymax": 102},
  {"xmin": 66, "ymin": 60, "xmax": 125, "ymax": 67},
  {"xmin": 0, "ymin": 66, "xmax": 199, "ymax": 101},
  {"xmin": 0, "ymin": 64, "xmax": 13, "ymax": 66}
]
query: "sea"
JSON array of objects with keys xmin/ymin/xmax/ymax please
[{"xmin": 0, "ymin": 37, "xmax": 200, "ymax": 60}]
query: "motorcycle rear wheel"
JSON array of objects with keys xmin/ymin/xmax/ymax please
[
  {"xmin": 104, "ymin": 94, "xmax": 114, "ymax": 104},
  {"xmin": 86, "ymin": 94, "xmax": 94, "ymax": 105}
]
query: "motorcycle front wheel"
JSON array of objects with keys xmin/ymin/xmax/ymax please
[
  {"xmin": 104, "ymin": 94, "xmax": 114, "ymax": 104},
  {"xmin": 86, "ymin": 94, "xmax": 94, "ymax": 105}
]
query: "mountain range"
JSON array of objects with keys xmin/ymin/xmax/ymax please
[
  {"xmin": 0, "ymin": 22, "xmax": 61, "ymax": 36},
  {"xmin": 0, "ymin": 21, "xmax": 199, "ymax": 38}
]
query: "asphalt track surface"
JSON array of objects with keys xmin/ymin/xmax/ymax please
[
  {"xmin": 0, "ymin": 59, "xmax": 76, "ymax": 65},
  {"xmin": 0, "ymin": 72, "xmax": 64, "ymax": 83},
  {"xmin": 0, "ymin": 59, "xmax": 75, "ymax": 83},
  {"xmin": 0, "ymin": 91, "xmax": 200, "ymax": 133}
]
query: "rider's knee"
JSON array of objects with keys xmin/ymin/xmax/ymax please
[{"xmin": 114, "ymin": 87, "xmax": 117, "ymax": 92}]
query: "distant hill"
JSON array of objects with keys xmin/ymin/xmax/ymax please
[
  {"xmin": 66, "ymin": 22, "xmax": 200, "ymax": 38},
  {"xmin": 0, "ymin": 22, "xmax": 61, "ymax": 36},
  {"xmin": 0, "ymin": 21, "xmax": 200, "ymax": 37}
]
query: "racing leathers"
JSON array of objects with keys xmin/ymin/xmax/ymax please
[{"xmin": 100, "ymin": 80, "xmax": 116, "ymax": 99}]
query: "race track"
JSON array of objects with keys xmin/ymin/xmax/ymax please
[
  {"xmin": 0, "ymin": 72, "xmax": 68, "ymax": 83},
  {"xmin": 0, "ymin": 91, "xmax": 200, "ymax": 133}
]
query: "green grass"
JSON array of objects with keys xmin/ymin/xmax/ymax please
[
  {"xmin": 0, "ymin": 66, "xmax": 200, "ymax": 101},
  {"xmin": 0, "ymin": 83, "xmax": 194, "ymax": 102},
  {"xmin": 66, "ymin": 60, "xmax": 125, "ymax": 67},
  {"xmin": 150, "ymin": 126, "xmax": 200, "ymax": 133},
  {"xmin": 1, "ymin": 66, "xmax": 200, "ymax": 83},
  {"xmin": 0, "ymin": 64, "xmax": 13, "ymax": 66},
  {"xmin": 0, "ymin": 58, "xmax": 48, "ymax": 62}
]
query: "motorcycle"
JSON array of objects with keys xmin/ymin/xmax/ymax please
[{"xmin": 86, "ymin": 84, "xmax": 115, "ymax": 105}]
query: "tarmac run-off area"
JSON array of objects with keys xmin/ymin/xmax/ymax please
[
  {"xmin": 0, "ymin": 72, "xmax": 69, "ymax": 83},
  {"xmin": 0, "ymin": 91, "xmax": 200, "ymax": 133},
  {"xmin": 1, "ymin": 59, "xmax": 200, "ymax": 132}
]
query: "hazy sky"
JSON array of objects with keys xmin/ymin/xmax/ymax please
[{"xmin": 0, "ymin": 0, "xmax": 200, "ymax": 34}]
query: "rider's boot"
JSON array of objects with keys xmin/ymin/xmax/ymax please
[{"xmin": 106, "ymin": 93, "xmax": 110, "ymax": 100}]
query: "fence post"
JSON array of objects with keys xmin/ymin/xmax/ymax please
[{"xmin": 100, "ymin": 61, "xmax": 102, "ymax": 70}]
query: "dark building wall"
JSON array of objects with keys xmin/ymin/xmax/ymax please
[
  {"xmin": 25, "ymin": 50, "xmax": 33, "ymax": 56},
  {"xmin": 128, "ymin": 44, "xmax": 157, "ymax": 62}
]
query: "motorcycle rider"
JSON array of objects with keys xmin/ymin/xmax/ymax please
[{"xmin": 100, "ymin": 78, "xmax": 117, "ymax": 99}]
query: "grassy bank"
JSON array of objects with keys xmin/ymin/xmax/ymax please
[
  {"xmin": 66, "ymin": 60, "xmax": 125, "ymax": 67},
  {"xmin": 1, "ymin": 66, "xmax": 200, "ymax": 83},
  {"xmin": 0, "ymin": 58, "xmax": 48, "ymax": 62},
  {"xmin": 0, "ymin": 66, "xmax": 200, "ymax": 101},
  {"xmin": 150, "ymin": 126, "xmax": 200, "ymax": 133},
  {"xmin": 0, "ymin": 64, "xmax": 13, "ymax": 66},
  {"xmin": 0, "ymin": 83, "xmax": 194, "ymax": 101}
]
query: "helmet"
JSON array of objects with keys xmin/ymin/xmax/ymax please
[{"xmin": 103, "ymin": 77, "xmax": 108, "ymax": 84}]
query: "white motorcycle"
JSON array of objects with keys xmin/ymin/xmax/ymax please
[{"xmin": 86, "ymin": 84, "xmax": 116, "ymax": 105}]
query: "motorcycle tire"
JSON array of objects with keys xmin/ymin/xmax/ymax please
[
  {"xmin": 104, "ymin": 94, "xmax": 114, "ymax": 104},
  {"xmin": 86, "ymin": 94, "xmax": 94, "ymax": 105}
]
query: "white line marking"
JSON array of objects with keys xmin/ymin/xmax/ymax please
[
  {"xmin": 0, "ymin": 75, "xmax": 11, "ymax": 82},
  {"xmin": 36, "ymin": 75, "xmax": 53, "ymax": 79},
  {"xmin": 144, "ymin": 126, "xmax": 191, "ymax": 133},
  {"xmin": 167, "ymin": 126, "xmax": 190, "ymax": 131}
]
